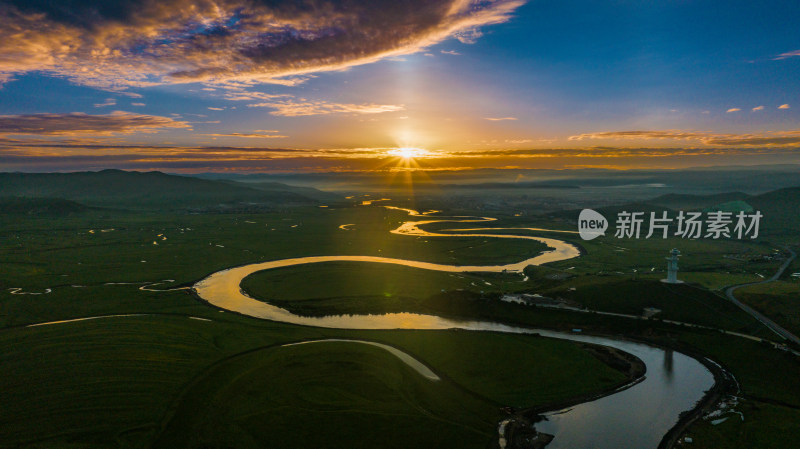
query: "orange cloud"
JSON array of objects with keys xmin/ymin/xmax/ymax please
[
  {"xmin": 4, "ymin": 142, "xmax": 799, "ymax": 173},
  {"xmin": 247, "ymin": 98, "xmax": 404, "ymax": 116},
  {"xmin": 568, "ymin": 129, "xmax": 800, "ymax": 146},
  {"xmin": 0, "ymin": 0, "xmax": 526, "ymax": 90},
  {"xmin": 774, "ymin": 49, "xmax": 800, "ymax": 60},
  {"xmin": 0, "ymin": 112, "xmax": 190, "ymax": 136}
]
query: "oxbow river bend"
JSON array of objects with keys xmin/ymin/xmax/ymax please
[{"xmin": 193, "ymin": 208, "xmax": 714, "ymax": 449}]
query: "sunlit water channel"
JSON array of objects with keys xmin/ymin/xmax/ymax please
[{"xmin": 193, "ymin": 207, "xmax": 713, "ymax": 448}]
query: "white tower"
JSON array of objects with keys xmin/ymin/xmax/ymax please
[{"xmin": 663, "ymin": 248, "xmax": 681, "ymax": 284}]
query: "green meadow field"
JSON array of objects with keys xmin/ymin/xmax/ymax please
[
  {"xmin": 2, "ymin": 196, "xmax": 799, "ymax": 449},
  {"xmin": 3, "ymin": 0, "xmax": 800, "ymax": 446},
  {"xmin": 0, "ymin": 206, "xmax": 624, "ymax": 449}
]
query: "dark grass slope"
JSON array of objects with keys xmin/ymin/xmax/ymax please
[
  {"xmin": 0, "ymin": 169, "xmax": 320, "ymax": 210},
  {"xmin": 224, "ymin": 179, "xmax": 344, "ymax": 202},
  {"xmin": 748, "ymin": 186, "xmax": 800, "ymax": 232},
  {"xmin": 550, "ymin": 185, "xmax": 800, "ymax": 234},
  {"xmin": 648, "ymin": 192, "xmax": 752, "ymax": 210},
  {"xmin": 0, "ymin": 196, "xmax": 91, "ymax": 215}
]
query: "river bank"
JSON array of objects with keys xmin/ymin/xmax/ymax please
[
  {"xmin": 190, "ymin": 207, "xmax": 716, "ymax": 448},
  {"xmin": 494, "ymin": 341, "xmax": 647, "ymax": 449}
]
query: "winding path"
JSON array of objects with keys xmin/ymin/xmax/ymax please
[
  {"xmin": 282, "ymin": 339, "xmax": 441, "ymax": 381},
  {"xmin": 725, "ymin": 247, "xmax": 799, "ymax": 345}
]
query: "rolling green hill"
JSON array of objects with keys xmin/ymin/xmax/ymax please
[
  {"xmin": 0, "ymin": 170, "xmax": 321, "ymax": 211},
  {"xmin": 649, "ymin": 192, "xmax": 751, "ymax": 210},
  {"xmin": 551, "ymin": 202, "xmax": 676, "ymax": 221},
  {"xmin": 748, "ymin": 186, "xmax": 800, "ymax": 233},
  {"xmin": 0, "ymin": 196, "xmax": 91, "ymax": 215},
  {"xmin": 226, "ymin": 180, "xmax": 343, "ymax": 202},
  {"xmin": 552, "ymin": 186, "xmax": 800, "ymax": 236}
]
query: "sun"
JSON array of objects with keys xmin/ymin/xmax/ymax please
[{"xmin": 387, "ymin": 147, "xmax": 430, "ymax": 159}]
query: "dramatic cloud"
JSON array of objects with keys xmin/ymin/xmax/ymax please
[
  {"xmin": 568, "ymin": 130, "xmax": 800, "ymax": 147},
  {"xmin": 0, "ymin": 0, "xmax": 525, "ymax": 90},
  {"xmin": 0, "ymin": 139, "xmax": 392, "ymax": 172},
  {"xmin": 726, "ymin": 108, "xmax": 741, "ymax": 113},
  {"xmin": 4, "ymin": 141, "xmax": 799, "ymax": 173},
  {"xmin": 246, "ymin": 98, "xmax": 404, "ymax": 116},
  {"xmin": 441, "ymin": 50, "xmax": 461, "ymax": 55},
  {"xmin": 779, "ymin": 104, "xmax": 791, "ymax": 109},
  {"xmin": 0, "ymin": 112, "xmax": 190, "ymax": 136},
  {"xmin": 752, "ymin": 105, "xmax": 764, "ymax": 111},
  {"xmin": 484, "ymin": 117, "xmax": 517, "ymax": 121}
]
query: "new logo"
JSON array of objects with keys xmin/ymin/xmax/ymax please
[{"xmin": 578, "ymin": 209, "xmax": 608, "ymax": 240}]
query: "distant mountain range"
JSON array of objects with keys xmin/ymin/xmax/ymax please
[
  {"xmin": 190, "ymin": 165, "xmax": 800, "ymax": 194},
  {"xmin": 2, "ymin": 169, "xmax": 799, "ymax": 232},
  {"xmin": 554, "ymin": 187, "xmax": 800, "ymax": 233},
  {"xmin": 0, "ymin": 169, "xmax": 339, "ymax": 212},
  {"xmin": 219, "ymin": 180, "xmax": 343, "ymax": 202},
  {"xmin": 647, "ymin": 192, "xmax": 752, "ymax": 210}
]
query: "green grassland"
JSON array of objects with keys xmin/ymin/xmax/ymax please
[
  {"xmin": 546, "ymin": 233, "xmax": 779, "ymax": 279},
  {"xmin": 241, "ymin": 261, "xmax": 769, "ymax": 335},
  {"xmin": 153, "ymin": 341, "xmax": 498, "ymax": 449},
  {"xmin": 0, "ymin": 205, "xmax": 629, "ymax": 449},
  {"xmin": 675, "ymin": 331, "xmax": 800, "ymax": 449},
  {"xmin": 534, "ymin": 275, "xmax": 768, "ymax": 334},
  {"xmin": 153, "ymin": 333, "xmax": 626, "ymax": 449},
  {"xmin": 736, "ymin": 280, "xmax": 800, "ymax": 336},
  {"xmin": 0, "ymin": 315, "xmax": 625, "ymax": 449},
  {"xmin": 682, "ymin": 401, "xmax": 800, "ymax": 449},
  {"xmin": 1, "ymin": 202, "xmax": 798, "ymax": 449},
  {"xmin": 360, "ymin": 331, "xmax": 626, "ymax": 407},
  {"xmin": 677, "ymin": 332, "xmax": 800, "ymax": 407},
  {"xmin": 423, "ymin": 214, "xmax": 785, "ymax": 284},
  {"xmin": 240, "ymin": 261, "xmax": 527, "ymax": 316},
  {"xmin": 0, "ymin": 206, "xmax": 546, "ymax": 327}
]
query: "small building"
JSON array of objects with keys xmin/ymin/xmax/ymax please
[{"xmin": 662, "ymin": 248, "xmax": 683, "ymax": 284}]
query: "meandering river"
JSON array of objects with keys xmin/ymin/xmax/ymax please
[{"xmin": 193, "ymin": 207, "xmax": 714, "ymax": 448}]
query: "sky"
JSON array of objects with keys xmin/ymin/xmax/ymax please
[{"xmin": 0, "ymin": 0, "xmax": 799, "ymax": 173}]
